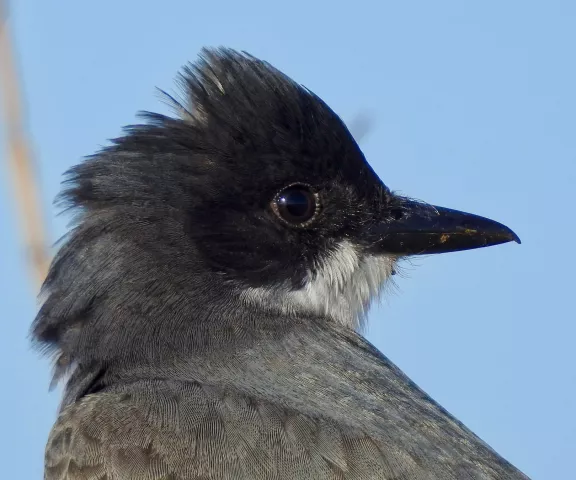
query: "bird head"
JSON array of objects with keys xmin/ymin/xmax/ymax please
[{"xmin": 32, "ymin": 48, "xmax": 519, "ymax": 379}]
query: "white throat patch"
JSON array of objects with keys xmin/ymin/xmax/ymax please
[{"xmin": 242, "ymin": 240, "xmax": 396, "ymax": 330}]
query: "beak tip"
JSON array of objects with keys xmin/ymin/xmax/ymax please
[{"xmin": 505, "ymin": 228, "xmax": 521, "ymax": 245}]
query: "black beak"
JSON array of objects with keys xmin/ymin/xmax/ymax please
[{"xmin": 369, "ymin": 200, "xmax": 521, "ymax": 255}]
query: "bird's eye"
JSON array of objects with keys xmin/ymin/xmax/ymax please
[{"xmin": 272, "ymin": 184, "xmax": 319, "ymax": 226}]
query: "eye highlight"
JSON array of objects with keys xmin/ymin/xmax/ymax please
[{"xmin": 271, "ymin": 184, "xmax": 320, "ymax": 227}]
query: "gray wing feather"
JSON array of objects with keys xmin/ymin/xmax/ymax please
[{"xmin": 46, "ymin": 382, "xmax": 422, "ymax": 480}]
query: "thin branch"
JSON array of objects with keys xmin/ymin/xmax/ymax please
[{"xmin": 0, "ymin": 0, "xmax": 50, "ymax": 291}]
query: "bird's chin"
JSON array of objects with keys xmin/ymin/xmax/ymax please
[{"xmin": 241, "ymin": 240, "xmax": 396, "ymax": 331}]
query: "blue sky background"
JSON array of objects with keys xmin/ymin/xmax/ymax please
[{"xmin": 1, "ymin": 1, "xmax": 574, "ymax": 478}]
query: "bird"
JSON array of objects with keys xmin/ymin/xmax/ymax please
[{"xmin": 32, "ymin": 47, "xmax": 529, "ymax": 480}]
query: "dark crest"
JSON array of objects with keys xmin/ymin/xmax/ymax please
[{"xmin": 31, "ymin": 48, "xmax": 382, "ymax": 388}]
